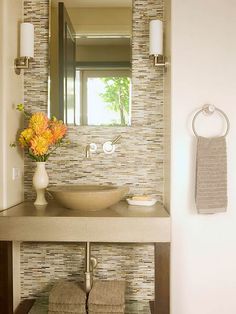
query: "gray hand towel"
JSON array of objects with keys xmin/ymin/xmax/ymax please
[
  {"xmin": 49, "ymin": 281, "xmax": 86, "ymax": 305},
  {"xmin": 89, "ymin": 312, "xmax": 123, "ymax": 314},
  {"xmin": 48, "ymin": 310, "xmax": 87, "ymax": 314},
  {"xmin": 49, "ymin": 303, "xmax": 86, "ymax": 312},
  {"xmin": 88, "ymin": 280, "xmax": 125, "ymax": 306},
  {"xmin": 89, "ymin": 304, "xmax": 125, "ymax": 312},
  {"xmin": 196, "ymin": 136, "xmax": 227, "ymax": 214}
]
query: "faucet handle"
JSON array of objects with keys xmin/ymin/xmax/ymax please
[
  {"xmin": 112, "ymin": 135, "xmax": 122, "ymax": 145},
  {"xmin": 89, "ymin": 143, "xmax": 97, "ymax": 153},
  {"xmin": 103, "ymin": 136, "xmax": 121, "ymax": 154}
]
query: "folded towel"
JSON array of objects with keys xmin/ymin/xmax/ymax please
[
  {"xmin": 49, "ymin": 281, "xmax": 86, "ymax": 305},
  {"xmin": 49, "ymin": 303, "xmax": 86, "ymax": 312},
  {"xmin": 88, "ymin": 304, "xmax": 125, "ymax": 313},
  {"xmin": 89, "ymin": 312, "xmax": 123, "ymax": 314},
  {"xmin": 48, "ymin": 310, "xmax": 87, "ymax": 314},
  {"xmin": 88, "ymin": 280, "xmax": 125, "ymax": 306},
  {"xmin": 196, "ymin": 136, "xmax": 227, "ymax": 214}
]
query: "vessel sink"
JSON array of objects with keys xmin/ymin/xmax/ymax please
[{"xmin": 47, "ymin": 185, "xmax": 129, "ymax": 211}]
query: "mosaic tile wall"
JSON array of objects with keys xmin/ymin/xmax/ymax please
[
  {"xmin": 20, "ymin": 243, "xmax": 154, "ymax": 304},
  {"xmin": 22, "ymin": 0, "xmax": 165, "ymax": 304},
  {"xmin": 23, "ymin": 0, "xmax": 164, "ymax": 200}
]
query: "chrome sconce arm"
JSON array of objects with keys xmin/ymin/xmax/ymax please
[
  {"xmin": 14, "ymin": 56, "xmax": 33, "ymax": 75},
  {"xmin": 151, "ymin": 54, "xmax": 168, "ymax": 67}
]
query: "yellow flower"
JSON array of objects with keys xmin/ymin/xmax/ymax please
[
  {"xmin": 41, "ymin": 129, "xmax": 53, "ymax": 145},
  {"xmin": 19, "ymin": 128, "xmax": 34, "ymax": 148},
  {"xmin": 14, "ymin": 109, "xmax": 67, "ymax": 161},
  {"xmin": 17, "ymin": 103, "xmax": 24, "ymax": 112},
  {"xmin": 30, "ymin": 135, "xmax": 49, "ymax": 156},
  {"xmin": 50, "ymin": 118, "xmax": 67, "ymax": 143},
  {"xmin": 29, "ymin": 112, "xmax": 49, "ymax": 135}
]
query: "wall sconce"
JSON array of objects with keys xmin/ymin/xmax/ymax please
[
  {"xmin": 149, "ymin": 19, "xmax": 167, "ymax": 67},
  {"xmin": 15, "ymin": 23, "xmax": 34, "ymax": 75}
]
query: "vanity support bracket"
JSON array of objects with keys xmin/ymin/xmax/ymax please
[
  {"xmin": 0, "ymin": 241, "xmax": 13, "ymax": 314},
  {"xmin": 14, "ymin": 299, "xmax": 36, "ymax": 314},
  {"xmin": 150, "ymin": 243, "xmax": 170, "ymax": 314}
]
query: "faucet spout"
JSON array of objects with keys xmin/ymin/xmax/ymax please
[
  {"xmin": 84, "ymin": 143, "xmax": 97, "ymax": 159},
  {"xmin": 85, "ymin": 144, "xmax": 91, "ymax": 159}
]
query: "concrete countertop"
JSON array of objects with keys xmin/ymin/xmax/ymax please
[{"xmin": 0, "ymin": 201, "xmax": 170, "ymax": 243}]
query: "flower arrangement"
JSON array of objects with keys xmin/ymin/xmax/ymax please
[{"xmin": 15, "ymin": 104, "xmax": 67, "ymax": 162}]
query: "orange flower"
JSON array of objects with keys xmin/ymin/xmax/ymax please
[
  {"xmin": 19, "ymin": 128, "xmax": 35, "ymax": 148},
  {"xmin": 30, "ymin": 135, "xmax": 49, "ymax": 156},
  {"xmin": 29, "ymin": 112, "xmax": 49, "ymax": 135},
  {"xmin": 50, "ymin": 118, "xmax": 67, "ymax": 143},
  {"xmin": 14, "ymin": 107, "xmax": 67, "ymax": 161}
]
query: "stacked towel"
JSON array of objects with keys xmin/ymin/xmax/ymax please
[
  {"xmin": 88, "ymin": 280, "xmax": 125, "ymax": 314},
  {"xmin": 196, "ymin": 136, "xmax": 228, "ymax": 214},
  {"xmin": 48, "ymin": 281, "xmax": 86, "ymax": 314}
]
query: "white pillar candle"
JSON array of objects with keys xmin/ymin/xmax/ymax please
[
  {"xmin": 20, "ymin": 23, "xmax": 34, "ymax": 58},
  {"xmin": 149, "ymin": 19, "xmax": 163, "ymax": 56}
]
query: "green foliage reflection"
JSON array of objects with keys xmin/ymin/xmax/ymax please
[{"xmin": 99, "ymin": 77, "xmax": 131, "ymax": 126}]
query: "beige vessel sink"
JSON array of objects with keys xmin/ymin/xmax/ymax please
[{"xmin": 47, "ymin": 185, "xmax": 129, "ymax": 211}]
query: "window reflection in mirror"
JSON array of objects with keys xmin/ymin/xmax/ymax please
[
  {"xmin": 76, "ymin": 70, "xmax": 131, "ymax": 126},
  {"xmin": 49, "ymin": 0, "xmax": 132, "ymax": 126}
]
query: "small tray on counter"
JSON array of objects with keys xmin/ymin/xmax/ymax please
[{"xmin": 126, "ymin": 198, "xmax": 158, "ymax": 206}]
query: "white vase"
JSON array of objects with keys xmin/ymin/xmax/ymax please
[{"xmin": 33, "ymin": 162, "xmax": 49, "ymax": 205}]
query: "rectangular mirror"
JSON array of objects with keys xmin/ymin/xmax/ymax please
[{"xmin": 49, "ymin": 0, "xmax": 132, "ymax": 126}]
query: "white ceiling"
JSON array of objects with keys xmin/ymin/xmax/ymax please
[
  {"xmin": 52, "ymin": 0, "xmax": 132, "ymax": 8},
  {"xmin": 77, "ymin": 37, "xmax": 131, "ymax": 46}
]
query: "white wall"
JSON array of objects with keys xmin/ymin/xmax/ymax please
[
  {"xmin": 171, "ymin": 0, "xmax": 236, "ymax": 313},
  {"xmin": 0, "ymin": 0, "xmax": 4, "ymax": 208},
  {"xmin": 164, "ymin": 0, "xmax": 171, "ymax": 210},
  {"xmin": 0, "ymin": 0, "xmax": 24, "ymax": 210}
]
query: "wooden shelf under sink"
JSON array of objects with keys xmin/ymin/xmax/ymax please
[{"xmin": 17, "ymin": 297, "xmax": 152, "ymax": 314}]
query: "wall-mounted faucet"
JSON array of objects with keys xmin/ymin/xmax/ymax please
[
  {"xmin": 84, "ymin": 137, "xmax": 121, "ymax": 158},
  {"xmin": 85, "ymin": 143, "xmax": 97, "ymax": 159}
]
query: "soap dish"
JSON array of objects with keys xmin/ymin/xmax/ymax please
[{"xmin": 126, "ymin": 198, "xmax": 158, "ymax": 206}]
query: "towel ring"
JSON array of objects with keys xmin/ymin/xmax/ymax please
[{"xmin": 192, "ymin": 104, "xmax": 230, "ymax": 137}]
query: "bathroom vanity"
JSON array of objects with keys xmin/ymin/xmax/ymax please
[{"xmin": 0, "ymin": 201, "xmax": 170, "ymax": 314}]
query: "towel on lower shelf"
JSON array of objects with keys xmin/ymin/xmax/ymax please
[
  {"xmin": 48, "ymin": 303, "xmax": 86, "ymax": 313},
  {"xmin": 48, "ymin": 281, "xmax": 86, "ymax": 314},
  {"xmin": 88, "ymin": 304, "xmax": 125, "ymax": 312},
  {"xmin": 88, "ymin": 280, "xmax": 125, "ymax": 314},
  {"xmin": 48, "ymin": 310, "xmax": 87, "ymax": 314},
  {"xmin": 48, "ymin": 303, "xmax": 86, "ymax": 312},
  {"xmin": 88, "ymin": 280, "xmax": 125, "ymax": 306},
  {"xmin": 89, "ymin": 312, "xmax": 123, "ymax": 314},
  {"xmin": 195, "ymin": 136, "xmax": 227, "ymax": 214},
  {"xmin": 49, "ymin": 281, "xmax": 86, "ymax": 305}
]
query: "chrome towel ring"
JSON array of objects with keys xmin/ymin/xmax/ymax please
[{"xmin": 192, "ymin": 104, "xmax": 230, "ymax": 137}]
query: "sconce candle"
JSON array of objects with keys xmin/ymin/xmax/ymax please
[
  {"xmin": 149, "ymin": 19, "xmax": 167, "ymax": 67},
  {"xmin": 14, "ymin": 22, "xmax": 34, "ymax": 74},
  {"xmin": 149, "ymin": 19, "xmax": 163, "ymax": 56},
  {"xmin": 20, "ymin": 23, "xmax": 34, "ymax": 58}
]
